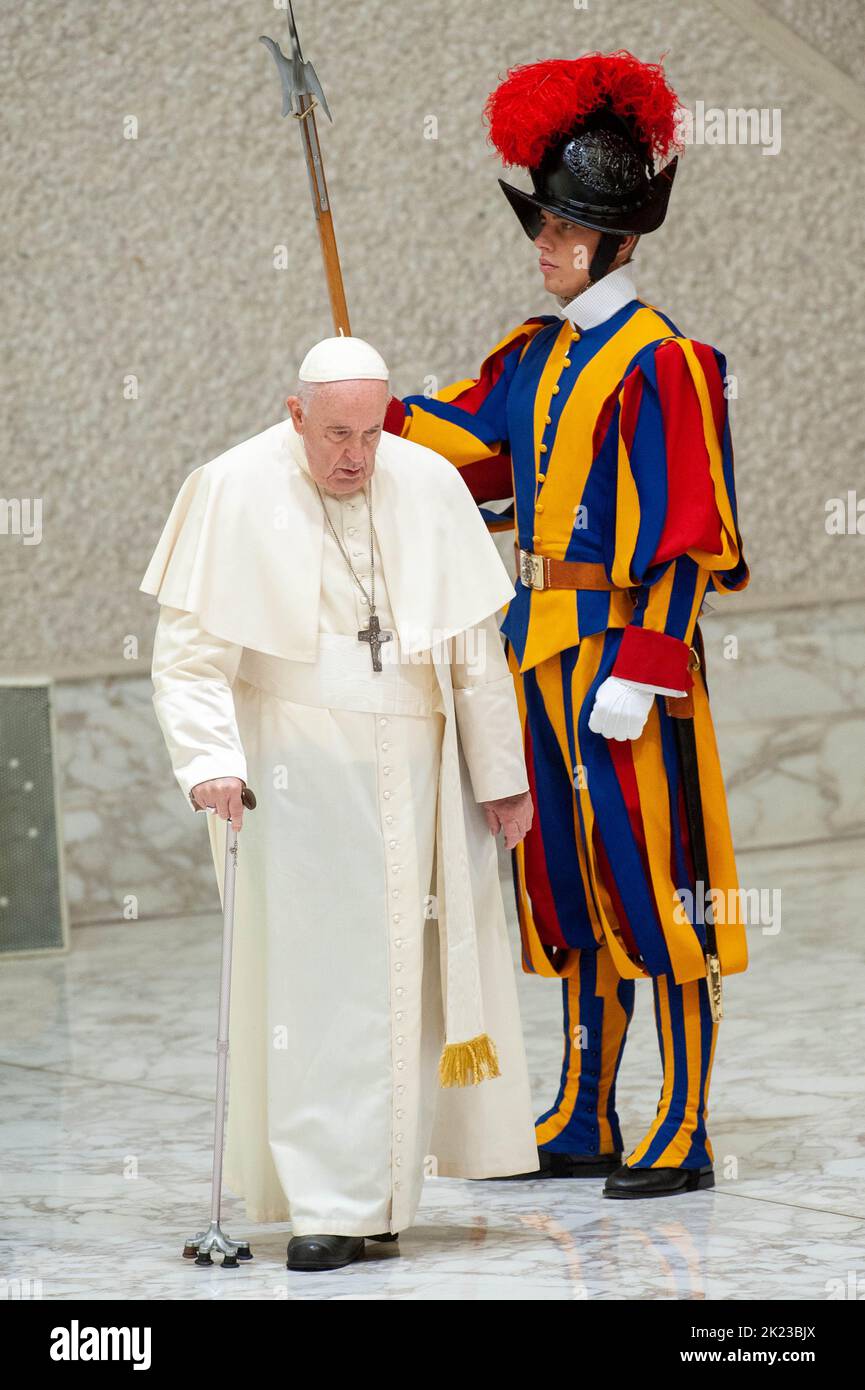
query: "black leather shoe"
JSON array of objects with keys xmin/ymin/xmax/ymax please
[
  {"xmin": 603, "ymin": 1164, "xmax": 714, "ymax": 1199},
  {"xmin": 286, "ymin": 1234, "xmax": 365, "ymax": 1270},
  {"xmin": 498, "ymin": 1147, "xmax": 622, "ymax": 1180},
  {"xmin": 367, "ymin": 1232, "xmax": 399, "ymax": 1242}
]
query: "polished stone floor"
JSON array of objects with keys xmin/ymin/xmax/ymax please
[{"xmin": 1, "ymin": 830, "xmax": 863, "ymax": 1301}]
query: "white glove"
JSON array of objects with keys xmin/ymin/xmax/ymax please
[{"xmin": 588, "ymin": 676, "xmax": 656, "ymax": 741}]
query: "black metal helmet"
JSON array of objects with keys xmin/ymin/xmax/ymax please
[{"xmin": 485, "ymin": 52, "xmax": 682, "ymax": 282}]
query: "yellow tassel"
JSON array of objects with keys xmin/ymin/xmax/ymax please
[{"xmin": 438, "ymin": 1034, "xmax": 501, "ymax": 1088}]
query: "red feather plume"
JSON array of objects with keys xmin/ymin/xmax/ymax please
[{"xmin": 484, "ymin": 50, "xmax": 681, "ymax": 169}]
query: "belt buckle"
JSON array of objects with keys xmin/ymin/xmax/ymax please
[{"xmin": 519, "ymin": 549, "xmax": 545, "ymax": 591}]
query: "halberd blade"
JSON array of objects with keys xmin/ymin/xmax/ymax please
[{"xmin": 259, "ymin": 0, "xmax": 332, "ymax": 122}]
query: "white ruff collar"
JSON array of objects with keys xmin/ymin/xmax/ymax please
[{"xmin": 559, "ymin": 264, "xmax": 638, "ymax": 330}]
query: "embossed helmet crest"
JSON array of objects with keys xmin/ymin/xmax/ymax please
[{"xmin": 485, "ymin": 51, "xmax": 683, "ymax": 240}]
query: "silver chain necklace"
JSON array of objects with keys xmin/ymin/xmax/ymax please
[{"xmin": 315, "ymin": 482, "xmax": 393, "ymax": 671}]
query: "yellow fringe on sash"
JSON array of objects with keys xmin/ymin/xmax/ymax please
[{"xmin": 438, "ymin": 1034, "xmax": 501, "ymax": 1087}]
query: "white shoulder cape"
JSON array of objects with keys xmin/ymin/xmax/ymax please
[{"xmin": 139, "ymin": 418, "xmax": 514, "ymax": 659}]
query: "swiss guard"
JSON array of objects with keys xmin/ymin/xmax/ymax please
[{"xmin": 383, "ymin": 50, "xmax": 750, "ymax": 1199}]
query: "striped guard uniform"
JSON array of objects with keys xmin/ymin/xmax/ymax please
[{"xmin": 383, "ymin": 266, "xmax": 749, "ymax": 1169}]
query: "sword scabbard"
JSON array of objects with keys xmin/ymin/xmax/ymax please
[{"xmin": 706, "ymin": 951, "xmax": 724, "ymax": 1023}]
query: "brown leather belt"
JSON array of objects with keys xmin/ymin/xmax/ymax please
[{"xmin": 514, "ymin": 544, "xmax": 622, "ymax": 592}]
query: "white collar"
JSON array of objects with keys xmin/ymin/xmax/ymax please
[{"xmin": 559, "ymin": 264, "xmax": 638, "ymax": 330}]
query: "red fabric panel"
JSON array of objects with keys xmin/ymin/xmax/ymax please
[
  {"xmin": 459, "ymin": 453, "xmax": 514, "ymax": 504},
  {"xmin": 618, "ymin": 363, "xmax": 644, "ymax": 456},
  {"xmin": 449, "ymin": 331, "xmax": 529, "ymax": 413},
  {"xmin": 382, "ymin": 395, "xmax": 407, "ymax": 435},
  {"xmin": 592, "ymin": 381, "xmax": 622, "ymax": 458},
  {"xmin": 652, "ymin": 340, "xmax": 723, "ymax": 565},
  {"xmin": 612, "ymin": 624, "xmax": 693, "ymax": 689},
  {"xmin": 607, "ymin": 735, "xmax": 654, "ymax": 880},
  {"xmin": 521, "ymin": 717, "xmax": 568, "ymax": 950},
  {"xmin": 592, "ymin": 824, "xmax": 641, "ymax": 958}
]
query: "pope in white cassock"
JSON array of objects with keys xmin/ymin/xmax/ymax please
[{"xmin": 139, "ymin": 333, "xmax": 539, "ymax": 1272}]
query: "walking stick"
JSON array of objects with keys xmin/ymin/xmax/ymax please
[{"xmin": 182, "ymin": 785, "xmax": 257, "ymax": 1267}]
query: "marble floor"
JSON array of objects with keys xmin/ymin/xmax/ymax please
[{"xmin": 1, "ymin": 835, "xmax": 863, "ymax": 1301}]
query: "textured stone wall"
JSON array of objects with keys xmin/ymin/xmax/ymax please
[{"xmin": 2, "ymin": 0, "xmax": 863, "ymax": 677}]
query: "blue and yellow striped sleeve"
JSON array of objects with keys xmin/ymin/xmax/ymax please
[
  {"xmin": 608, "ymin": 336, "xmax": 749, "ymax": 690},
  {"xmin": 383, "ymin": 318, "xmax": 550, "ymax": 531}
]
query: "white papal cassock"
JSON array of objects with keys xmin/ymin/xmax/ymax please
[{"xmin": 140, "ymin": 417, "xmax": 539, "ymax": 1237}]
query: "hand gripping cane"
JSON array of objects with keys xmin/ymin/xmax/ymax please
[{"xmin": 182, "ymin": 785, "xmax": 257, "ymax": 1267}]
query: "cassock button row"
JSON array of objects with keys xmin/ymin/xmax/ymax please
[
  {"xmin": 394, "ymin": 962, "xmax": 403, "ymax": 971},
  {"xmin": 393, "ymin": 914, "xmax": 401, "ymax": 922},
  {"xmin": 385, "ymin": 815, "xmax": 393, "ymax": 824},
  {"xmin": 395, "ymin": 1156, "xmax": 403, "ymax": 1166},
  {"xmin": 394, "ymin": 940, "xmax": 403, "ymax": 949},
  {"xmin": 380, "ymin": 718, "xmax": 388, "ymax": 726},
  {"xmin": 396, "ymin": 1036, "xmax": 404, "ymax": 1045},
  {"xmin": 395, "ymin": 1133, "xmax": 403, "ymax": 1142},
  {"xmin": 392, "ymin": 889, "xmax": 400, "ymax": 898},
  {"xmin": 396, "ymin": 1060, "xmax": 405, "ymax": 1069},
  {"xmin": 395, "ymin": 1012, "xmax": 404, "ymax": 1022},
  {"xmin": 396, "ymin": 1108, "xmax": 404, "ymax": 1117},
  {"xmin": 383, "ymin": 791, "xmax": 391, "ymax": 799},
  {"xmin": 396, "ymin": 1084, "xmax": 405, "ymax": 1093},
  {"xmin": 395, "ymin": 987, "xmax": 404, "ymax": 997},
  {"xmin": 384, "ymin": 767, "xmax": 391, "ymax": 775},
  {"xmin": 382, "ymin": 742, "xmax": 390, "ymax": 751}
]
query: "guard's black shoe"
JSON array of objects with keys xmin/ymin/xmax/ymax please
[
  {"xmin": 499, "ymin": 1147, "xmax": 622, "ymax": 1180},
  {"xmin": 286, "ymin": 1234, "xmax": 365, "ymax": 1270},
  {"xmin": 367, "ymin": 1232, "xmax": 399, "ymax": 1242},
  {"xmin": 603, "ymin": 1164, "xmax": 715, "ymax": 1199}
]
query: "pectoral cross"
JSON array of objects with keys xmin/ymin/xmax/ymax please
[{"xmin": 357, "ymin": 612, "xmax": 393, "ymax": 672}]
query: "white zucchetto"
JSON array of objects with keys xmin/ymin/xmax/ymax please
[{"xmin": 298, "ymin": 330, "xmax": 389, "ymax": 383}]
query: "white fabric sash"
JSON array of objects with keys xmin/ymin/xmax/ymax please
[{"xmin": 236, "ymin": 633, "xmax": 442, "ymax": 718}]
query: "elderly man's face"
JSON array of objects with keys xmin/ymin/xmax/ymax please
[{"xmin": 285, "ymin": 379, "xmax": 389, "ymax": 496}]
